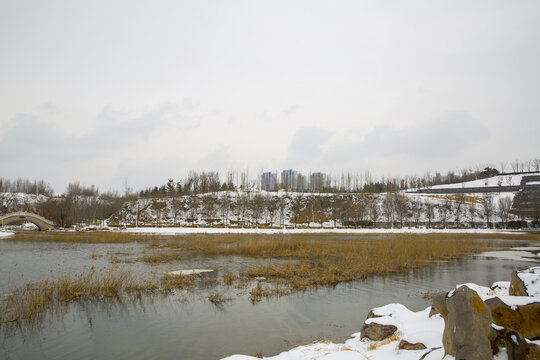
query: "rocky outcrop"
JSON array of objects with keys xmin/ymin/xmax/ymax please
[
  {"xmin": 492, "ymin": 327, "xmax": 540, "ymax": 360},
  {"xmin": 360, "ymin": 322, "xmax": 397, "ymax": 341},
  {"xmin": 510, "ymin": 268, "xmax": 540, "ymax": 297},
  {"xmin": 485, "ymin": 296, "xmax": 540, "ymax": 340},
  {"xmin": 398, "ymin": 339, "xmax": 426, "ymax": 350},
  {"xmin": 439, "ymin": 285, "xmax": 495, "ymax": 360},
  {"xmin": 511, "ymin": 270, "xmax": 530, "ymax": 296}
]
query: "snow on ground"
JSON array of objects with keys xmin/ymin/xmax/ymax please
[
  {"xmin": 477, "ymin": 250, "xmax": 540, "ymax": 263},
  {"xmin": 425, "ymin": 172, "xmax": 540, "ymax": 190},
  {"xmin": 0, "ymin": 231, "xmax": 14, "ymax": 238},
  {"xmin": 122, "ymin": 227, "xmax": 522, "ymax": 235},
  {"xmin": 222, "ymin": 304, "xmax": 446, "ymax": 360},
  {"xmin": 164, "ymin": 269, "xmax": 213, "ymax": 275}
]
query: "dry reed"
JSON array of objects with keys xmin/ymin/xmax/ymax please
[
  {"xmin": 5, "ymin": 231, "xmax": 162, "ymax": 244},
  {"xmin": 150, "ymin": 233, "xmax": 524, "ymax": 291},
  {"xmin": 223, "ymin": 271, "xmax": 237, "ymax": 285},
  {"xmin": 207, "ymin": 291, "xmax": 232, "ymax": 304},
  {"xmin": 0, "ymin": 270, "xmax": 199, "ymax": 325}
]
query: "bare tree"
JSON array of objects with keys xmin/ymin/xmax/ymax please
[
  {"xmin": 424, "ymin": 201, "xmax": 436, "ymax": 228},
  {"xmin": 151, "ymin": 200, "xmax": 167, "ymax": 227},
  {"xmin": 289, "ymin": 195, "xmax": 305, "ymax": 228},
  {"xmin": 467, "ymin": 202, "xmax": 477, "ymax": 228},
  {"xmin": 249, "ymin": 193, "xmax": 266, "ymax": 227},
  {"xmin": 438, "ymin": 198, "xmax": 452, "ymax": 228},
  {"xmin": 410, "ymin": 197, "xmax": 423, "ymax": 227},
  {"xmin": 171, "ymin": 197, "xmax": 187, "ymax": 225},
  {"xmin": 277, "ymin": 195, "xmax": 289, "ymax": 227},
  {"xmin": 218, "ymin": 192, "xmax": 232, "ymax": 226},
  {"xmin": 382, "ymin": 193, "xmax": 395, "ymax": 227},
  {"xmin": 393, "ymin": 194, "xmax": 410, "ymax": 227},
  {"xmin": 482, "ymin": 193, "xmax": 495, "ymax": 228},
  {"xmin": 497, "ymin": 196, "xmax": 513, "ymax": 229},
  {"xmin": 186, "ymin": 196, "xmax": 201, "ymax": 225},
  {"xmin": 313, "ymin": 195, "xmax": 329, "ymax": 228},
  {"xmin": 266, "ymin": 195, "xmax": 279, "ymax": 227},
  {"xmin": 329, "ymin": 194, "xmax": 342, "ymax": 228},
  {"xmin": 453, "ymin": 193, "xmax": 466, "ymax": 227},
  {"xmin": 366, "ymin": 195, "xmax": 379, "ymax": 227},
  {"xmin": 202, "ymin": 195, "xmax": 218, "ymax": 224}
]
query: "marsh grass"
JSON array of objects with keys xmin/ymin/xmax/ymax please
[
  {"xmin": 147, "ymin": 233, "xmax": 527, "ymax": 291},
  {"xmin": 249, "ymin": 281, "xmax": 291, "ymax": 303},
  {"xmin": 207, "ymin": 291, "xmax": 232, "ymax": 304},
  {"xmin": 140, "ymin": 250, "xmax": 184, "ymax": 264},
  {"xmin": 6, "ymin": 231, "xmax": 163, "ymax": 244},
  {"xmin": 223, "ymin": 271, "xmax": 237, "ymax": 285},
  {"xmin": 160, "ymin": 273, "xmax": 196, "ymax": 292},
  {"xmin": 0, "ymin": 270, "xmax": 199, "ymax": 325},
  {"xmin": 0, "ymin": 269, "xmax": 137, "ymax": 324}
]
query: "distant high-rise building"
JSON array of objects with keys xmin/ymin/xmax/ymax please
[
  {"xmin": 261, "ymin": 172, "xmax": 277, "ymax": 191},
  {"xmin": 281, "ymin": 169, "xmax": 298, "ymax": 190},
  {"xmin": 310, "ymin": 172, "xmax": 327, "ymax": 192}
]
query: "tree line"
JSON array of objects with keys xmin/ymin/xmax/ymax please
[
  {"xmin": 115, "ymin": 191, "xmax": 523, "ymax": 229},
  {"xmin": 135, "ymin": 158, "xmax": 540, "ymax": 198}
]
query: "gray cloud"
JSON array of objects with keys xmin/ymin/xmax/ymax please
[
  {"xmin": 0, "ymin": 102, "xmax": 197, "ymax": 192},
  {"xmin": 286, "ymin": 112, "xmax": 490, "ymax": 174}
]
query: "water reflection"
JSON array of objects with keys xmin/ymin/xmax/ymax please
[{"xmin": 1, "ymin": 234, "xmax": 538, "ymax": 360}]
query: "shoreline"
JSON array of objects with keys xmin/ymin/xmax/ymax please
[{"xmin": 120, "ymin": 226, "xmax": 528, "ymax": 235}]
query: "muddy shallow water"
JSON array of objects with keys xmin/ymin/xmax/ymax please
[{"xmin": 0, "ymin": 232, "xmax": 538, "ymax": 360}]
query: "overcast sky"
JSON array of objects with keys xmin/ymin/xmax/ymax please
[{"xmin": 1, "ymin": 0, "xmax": 539, "ymax": 193}]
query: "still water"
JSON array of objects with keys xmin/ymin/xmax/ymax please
[{"xmin": 0, "ymin": 233, "xmax": 537, "ymax": 360}]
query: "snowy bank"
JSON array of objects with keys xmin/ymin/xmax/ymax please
[
  {"xmin": 221, "ymin": 268, "xmax": 540, "ymax": 360},
  {"xmin": 122, "ymin": 227, "xmax": 522, "ymax": 235},
  {"xmin": 0, "ymin": 231, "xmax": 15, "ymax": 238}
]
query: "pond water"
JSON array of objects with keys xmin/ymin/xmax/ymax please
[{"xmin": 0, "ymin": 233, "xmax": 538, "ymax": 360}]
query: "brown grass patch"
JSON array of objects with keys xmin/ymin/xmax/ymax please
[
  {"xmin": 223, "ymin": 271, "xmax": 237, "ymax": 285},
  {"xmin": 366, "ymin": 334, "xmax": 400, "ymax": 350},
  {"xmin": 160, "ymin": 273, "xmax": 196, "ymax": 291},
  {"xmin": 0, "ymin": 269, "xmax": 141, "ymax": 324},
  {"xmin": 5, "ymin": 231, "xmax": 162, "ymax": 244},
  {"xmin": 0, "ymin": 270, "xmax": 203, "ymax": 325},
  {"xmin": 207, "ymin": 291, "xmax": 232, "ymax": 304},
  {"xmin": 140, "ymin": 232, "xmax": 533, "ymax": 292},
  {"xmin": 249, "ymin": 281, "xmax": 291, "ymax": 303},
  {"xmin": 139, "ymin": 250, "xmax": 184, "ymax": 264}
]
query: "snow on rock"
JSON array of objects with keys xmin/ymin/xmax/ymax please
[
  {"xmin": 0, "ymin": 231, "xmax": 15, "ymax": 238},
  {"xmin": 488, "ymin": 295, "xmax": 540, "ymax": 310},
  {"xmin": 222, "ymin": 268, "xmax": 540, "ymax": 360},
  {"xmin": 222, "ymin": 306, "xmax": 444, "ymax": 360},
  {"xmin": 516, "ymin": 267, "xmax": 540, "ymax": 297},
  {"xmin": 447, "ymin": 283, "xmax": 495, "ymax": 300},
  {"xmin": 491, "ymin": 281, "xmax": 511, "ymax": 294}
]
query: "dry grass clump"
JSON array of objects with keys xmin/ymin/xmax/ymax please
[
  {"xmin": 140, "ymin": 250, "xmax": 184, "ymax": 264},
  {"xmin": 0, "ymin": 270, "xmax": 204, "ymax": 325},
  {"xmin": 207, "ymin": 291, "xmax": 232, "ymax": 304},
  {"xmin": 223, "ymin": 271, "xmax": 237, "ymax": 285},
  {"xmin": 160, "ymin": 273, "xmax": 196, "ymax": 292},
  {"xmin": 249, "ymin": 281, "xmax": 291, "ymax": 303},
  {"xmin": 0, "ymin": 269, "xmax": 139, "ymax": 324},
  {"xmin": 367, "ymin": 334, "xmax": 400, "ymax": 350}
]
